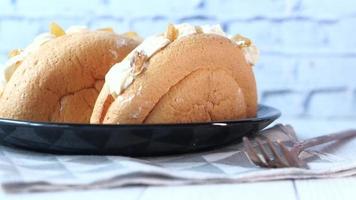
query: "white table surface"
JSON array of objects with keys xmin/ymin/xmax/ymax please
[
  {"xmin": 2, "ymin": 178, "xmax": 356, "ymax": 200},
  {"xmin": 1, "ymin": 118, "xmax": 356, "ymax": 200}
]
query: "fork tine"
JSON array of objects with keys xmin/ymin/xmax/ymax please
[
  {"xmin": 266, "ymin": 138, "xmax": 289, "ymax": 167},
  {"xmin": 243, "ymin": 137, "xmax": 266, "ymax": 166},
  {"xmin": 277, "ymin": 141, "xmax": 297, "ymax": 167},
  {"xmin": 255, "ymin": 138, "xmax": 272, "ymax": 165},
  {"xmin": 279, "ymin": 124, "xmax": 298, "ymax": 142},
  {"xmin": 243, "ymin": 137, "xmax": 268, "ymax": 167},
  {"xmin": 277, "ymin": 141, "xmax": 307, "ymax": 168}
]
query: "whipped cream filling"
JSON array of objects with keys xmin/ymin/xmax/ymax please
[
  {"xmin": 106, "ymin": 35, "xmax": 171, "ymax": 97},
  {"xmin": 181, "ymin": 24, "xmax": 259, "ymax": 65},
  {"xmin": 174, "ymin": 23, "xmax": 197, "ymax": 39},
  {"xmin": 3, "ymin": 33, "xmax": 56, "ymax": 82},
  {"xmin": 242, "ymin": 43, "xmax": 259, "ymax": 66},
  {"xmin": 1, "ymin": 25, "xmax": 93, "ymax": 84},
  {"xmin": 105, "ymin": 23, "xmax": 260, "ymax": 97},
  {"xmin": 66, "ymin": 26, "xmax": 90, "ymax": 34},
  {"xmin": 200, "ymin": 24, "xmax": 227, "ymax": 37},
  {"xmin": 0, "ymin": 24, "xmax": 122, "ymax": 95}
]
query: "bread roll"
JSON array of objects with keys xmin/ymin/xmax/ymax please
[
  {"xmin": 0, "ymin": 29, "xmax": 140, "ymax": 123},
  {"xmin": 91, "ymin": 24, "xmax": 259, "ymax": 124}
]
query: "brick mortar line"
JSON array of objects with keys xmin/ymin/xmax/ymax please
[
  {"xmin": 261, "ymin": 51, "xmax": 356, "ymax": 58},
  {"xmin": 223, "ymin": 16, "xmax": 341, "ymax": 24},
  {"xmin": 0, "ymin": 14, "xmax": 356, "ymax": 22},
  {"xmin": 0, "ymin": 15, "xmax": 125, "ymax": 20},
  {"xmin": 0, "ymin": 15, "xmax": 92, "ymax": 21}
]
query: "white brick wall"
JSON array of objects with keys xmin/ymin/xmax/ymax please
[{"xmin": 0, "ymin": 0, "xmax": 355, "ymax": 122}]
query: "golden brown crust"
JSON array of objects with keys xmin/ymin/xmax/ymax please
[
  {"xmin": 0, "ymin": 31, "xmax": 140, "ymax": 123},
  {"xmin": 143, "ymin": 69, "xmax": 247, "ymax": 123},
  {"xmin": 91, "ymin": 34, "xmax": 257, "ymax": 124}
]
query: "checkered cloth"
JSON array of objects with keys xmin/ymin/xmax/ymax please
[{"xmin": 1, "ymin": 124, "xmax": 356, "ymax": 193}]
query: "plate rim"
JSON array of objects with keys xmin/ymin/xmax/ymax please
[{"xmin": 0, "ymin": 104, "xmax": 281, "ymax": 128}]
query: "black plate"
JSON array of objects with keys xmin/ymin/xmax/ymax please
[{"xmin": 0, "ymin": 105, "xmax": 280, "ymax": 156}]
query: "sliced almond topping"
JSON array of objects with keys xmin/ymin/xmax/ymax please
[
  {"xmin": 131, "ymin": 51, "xmax": 148, "ymax": 76},
  {"xmin": 123, "ymin": 31, "xmax": 143, "ymax": 42},
  {"xmin": 49, "ymin": 22, "xmax": 66, "ymax": 37},
  {"xmin": 165, "ymin": 24, "xmax": 178, "ymax": 42},
  {"xmin": 232, "ymin": 34, "xmax": 252, "ymax": 47},
  {"xmin": 195, "ymin": 26, "xmax": 203, "ymax": 34},
  {"xmin": 123, "ymin": 31, "xmax": 142, "ymax": 41},
  {"xmin": 97, "ymin": 27, "xmax": 114, "ymax": 32},
  {"xmin": 8, "ymin": 49, "xmax": 23, "ymax": 58},
  {"xmin": 123, "ymin": 31, "xmax": 138, "ymax": 38}
]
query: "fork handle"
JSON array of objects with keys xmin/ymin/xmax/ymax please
[{"xmin": 296, "ymin": 129, "xmax": 356, "ymax": 151}]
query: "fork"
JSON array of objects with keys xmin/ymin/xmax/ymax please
[{"xmin": 243, "ymin": 129, "xmax": 356, "ymax": 168}]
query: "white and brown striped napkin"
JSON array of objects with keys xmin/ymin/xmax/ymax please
[{"xmin": 1, "ymin": 124, "xmax": 356, "ymax": 193}]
